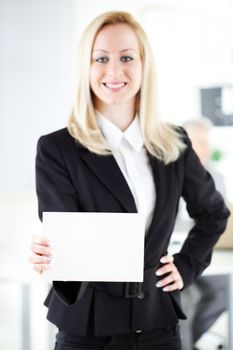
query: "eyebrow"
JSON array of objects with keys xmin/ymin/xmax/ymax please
[{"xmin": 93, "ymin": 49, "xmax": 137, "ymax": 54}]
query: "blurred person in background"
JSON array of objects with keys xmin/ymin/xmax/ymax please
[{"xmin": 179, "ymin": 118, "xmax": 228, "ymax": 350}]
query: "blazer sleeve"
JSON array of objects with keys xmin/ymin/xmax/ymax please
[
  {"xmin": 173, "ymin": 131, "xmax": 230, "ymax": 288},
  {"xmin": 36, "ymin": 133, "xmax": 88, "ymax": 305}
]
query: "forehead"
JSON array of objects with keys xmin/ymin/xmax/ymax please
[{"xmin": 93, "ymin": 23, "xmax": 140, "ymax": 51}]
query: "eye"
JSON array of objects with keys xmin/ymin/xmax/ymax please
[
  {"xmin": 120, "ymin": 56, "xmax": 133, "ymax": 62},
  {"xmin": 95, "ymin": 56, "xmax": 109, "ymax": 63}
]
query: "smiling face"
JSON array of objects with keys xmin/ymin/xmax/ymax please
[{"xmin": 90, "ymin": 23, "xmax": 143, "ymax": 115}]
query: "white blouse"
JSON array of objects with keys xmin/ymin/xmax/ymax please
[{"xmin": 96, "ymin": 112, "xmax": 156, "ymax": 232}]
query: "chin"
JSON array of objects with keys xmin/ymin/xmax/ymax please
[{"xmin": 103, "ymin": 98, "xmax": 125, "ymax": 105}]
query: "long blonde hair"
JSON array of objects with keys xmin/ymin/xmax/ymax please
[{"xmin": 68, "ymin": 11, "xmax": 186, "ymax": 163}]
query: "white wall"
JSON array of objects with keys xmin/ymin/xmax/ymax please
[{"xmin": 1, "ymin": 0, "xmax": 77, "ymax": 191}]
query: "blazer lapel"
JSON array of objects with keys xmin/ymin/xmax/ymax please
[
  {"xmin": 80, "ymin": 150, "xmax": 137, "ymax": 213},
  {"xmin": 145, "ymin": 154, "xmax": 175, "ymax": 248},
  {"xmin": 80, "ymin": 147, "xmax": 176, "ymax": 253}
]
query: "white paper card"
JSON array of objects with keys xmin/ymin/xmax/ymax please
[{"xmin": 42, "ymin": 212, "xmax": 145, "ymax": 282}]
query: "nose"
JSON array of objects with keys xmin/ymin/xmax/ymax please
[{"xmin": 106, "ymin": 59, "xmax": 123, "ymax": 78}]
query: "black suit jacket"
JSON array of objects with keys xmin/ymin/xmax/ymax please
[{"xmin": 36, "ymin": 127, "xmax": 229, "ymax": 336}]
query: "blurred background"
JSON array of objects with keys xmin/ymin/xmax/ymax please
[{"xmin": 0, "ymin": 0, "xmax": 233, "ymax": 349}]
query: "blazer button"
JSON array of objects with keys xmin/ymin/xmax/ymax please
[{"xmin": 137, "ymin": 291, "xmax": 144, "ymax": 299}]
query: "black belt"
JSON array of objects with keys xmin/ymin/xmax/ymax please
[
  {"xmin": 88, "ymin": 265, "xmax": 159, "ymax": 299},
  {"xmin": 88, "ymin": 281, "xmax": 145, "ymax": 299},
  {"xmin": 125, "ymin": 282, "xmax": 143, "ymax": 298}
]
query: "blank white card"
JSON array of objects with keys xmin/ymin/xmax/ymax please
[{"xmin": 42, "ymin": 212, "xmax": 145, "ymax": 282}]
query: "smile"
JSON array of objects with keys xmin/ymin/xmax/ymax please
[{"xmin": 103, "ymin": 82, "xmax": 127, "ymax": 90}]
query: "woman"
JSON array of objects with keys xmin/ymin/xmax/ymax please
[{"xmin": 29, "ymin": 11, "xmax": 229, "ymax": 350}]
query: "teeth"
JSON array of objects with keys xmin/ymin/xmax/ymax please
[{"xmin": 105, "ymin": 83, "xmax": 125, "ymax": 89}]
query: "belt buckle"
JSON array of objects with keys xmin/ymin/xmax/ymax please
[{"xmin": 125, "ymin": 282, "xmax": 142, "ymax": 298}]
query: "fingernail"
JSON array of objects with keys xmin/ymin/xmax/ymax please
[
  {"xmin": 155, "ymin": 270, "xmax": 161, "ymax": 276},
  {"xmin": 160, "ymin": 257, "xmax": 166, "ymax": 263},
  {"xmin": 156, "ymin": 282, "xmax": 162, "ymax": 287}
]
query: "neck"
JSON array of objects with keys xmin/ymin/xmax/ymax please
[{"xmin": 94, "ymin": 100, "xmax": 136, "ymax": 131}]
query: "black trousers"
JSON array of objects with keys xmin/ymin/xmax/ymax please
[{"xmin": 55, "ymin": 325, "xmax": 181, "ymax": 350}]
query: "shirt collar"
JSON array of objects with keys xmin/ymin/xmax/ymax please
[
  {"xmin": 124, "ymin": 116, "xmax": 144, "ymax": 151},
  {"xmin": 96, "ymin": 111, "xmax": 144, "ymax": 152}
]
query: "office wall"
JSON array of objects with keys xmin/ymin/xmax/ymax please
[{"xmin": 0, "ymin": 0, "xmax": 78, "ymax": 191}]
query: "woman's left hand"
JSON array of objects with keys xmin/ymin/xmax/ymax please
[{"xmin": 155, "ymin": 255, "xmax": 184, "ymax": 292}]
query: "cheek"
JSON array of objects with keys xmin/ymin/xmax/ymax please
[
  {"xmin": 90, "ymin": 66, "xmax": 102, "ymax": 87},
  {"xmin": 129, "ymin": 64, "xmax": 142, "ymax": 83},
  {"xmin": 131, "ymin": 69, "xmax": 142, "ymax": 88}
]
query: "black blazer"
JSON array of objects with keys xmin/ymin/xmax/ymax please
[{"xmin": 36, "ymin": 127, "xmax": 229, "ymax": 336}]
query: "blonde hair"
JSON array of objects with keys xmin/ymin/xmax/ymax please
[{"xmin": 68, "ymin": 11, "xmax": 186, "ymax": 163}]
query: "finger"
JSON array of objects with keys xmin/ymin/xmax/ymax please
[
  {"xmin": 28, "ymin": 254, "xmax": 51, "ymax": 265},
  {"xmin": 156, "ymin": 262, "xmax": 175, "ymax": 276},
  {"xmin": 32, "ymin": 235, "xmax": 51, "ymax": 247},
  {"xmin": 156, "ymin": 268, "xmax": 184, "ymax": 291},
  {"xmin": 156, "ymin": 271, "xmax": 177, "ymax": 288},
  {"xmin": 162, "ymin": 282, "xmax": 183, "ymax": 292},
  {"xmin": 160, "ymin": 255, "xmax": 174, "ymax": 264},
  {"xmin": 163, "ymin": 276, "xmax": 184, "ymax": 291},
  {"xmin": 33, "ymin": 263, "xmax": 49, "ymax": 274},
  {"xmin": 31, "ymin": 242, "xmax": 52, "ymax": 256}
]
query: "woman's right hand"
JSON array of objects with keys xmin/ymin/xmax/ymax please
[{"xmin": 28, "ymin": 235, "xmax": 52, "ymax": 274}]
